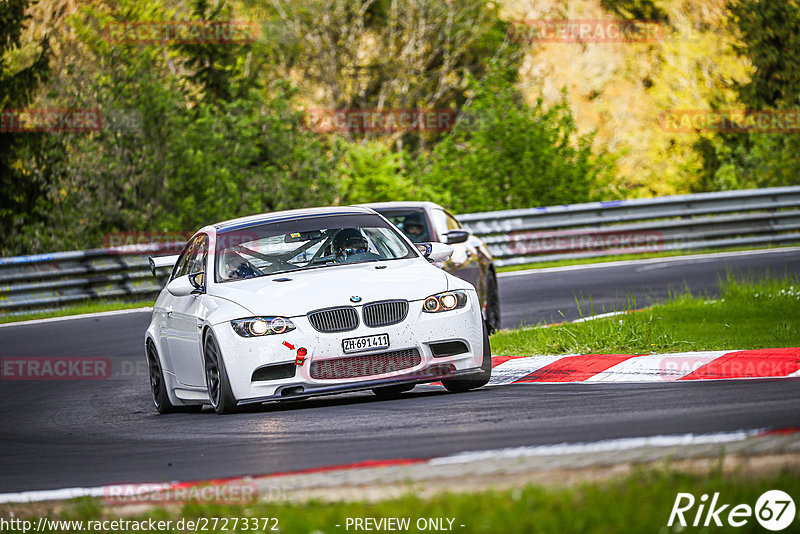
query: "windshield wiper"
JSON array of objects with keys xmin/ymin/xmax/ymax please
[
  {"xmin": 267, "ymin": 259, "xmax": 384, "ymax": 277},
  {"xmin": 266, "ymin": 263, "xmax": 335, "ymax": 276}
]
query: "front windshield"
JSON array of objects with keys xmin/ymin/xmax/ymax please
[{"xmin": 215, "ymin": 214, "xmax": 416, "ymax": 282}]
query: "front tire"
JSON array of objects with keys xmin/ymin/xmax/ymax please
[
  {"xmin": 484, "ymin": 270, "xmax": 501, "ymax": 335},
  {"xmin": 442, "ymin": 323, "xmax": 492, "ymax": 393},
  {"xmin": 147, "ymin": 340, "xmax": 179, "ymax": 414},
  {"xmin": 204, "ymin": 330, "xmax": 239, "ymax": 414}
]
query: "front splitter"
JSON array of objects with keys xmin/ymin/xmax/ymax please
[{"xmin": 237, "ymin": 366, "xmax": 483, "ymax": 405}]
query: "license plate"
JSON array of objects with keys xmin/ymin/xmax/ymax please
[{"xmin": 342, "ymin": 333, "xmax": 390, "ymax": 354}]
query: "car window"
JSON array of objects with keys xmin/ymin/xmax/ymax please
[
  {"xmin": 430, "ymin": 209, "xmax": 448, "ymax": 238},
  {"xmin": 444, "ymin": 211, "xmax": 462, "ymax": 231},
  {"xmin": 215, "ymin": 214, "xmax": 416, "ymax": 282},
  {"xmin": 171, "ymin": 234, "xmax": 208, "ymax": 281},
  {"xmin": 431, "ymin": 208, "xmax": 462, "ymax": 239},
  {"xmin": 377, "ymin": 209, "xmax": 433, "ymax": 243}
]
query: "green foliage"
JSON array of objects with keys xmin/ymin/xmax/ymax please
[
  {"xmin": 8, "ymin": 0, "xmax": 800, "ymax": 257},
  {"xmin": 0, "ymin": 0, "xmax": 49, "ymax": 109},
  {"xmin": 0, "ymin": 0, "xmax": 603, "ymax": 255},
  {"xmin": 694, "ymin": 0, "xmax": 800, "ymax": 192},
  {"xmin": 2, "ymin": 0, "xmax": 609, "ymax": 255},
  {"xmin": 600, "ymin": 0, "xmax": 670, "ymax": 22},
  {"xmin": 335, "ymin": 140, "xmax": 418, "ymax": 205},
  {"xmin": 0, "ymin": 0, "xmax": 54, "ymax": 256},
  {"xmin": 694, "ymin": 132, "xmax": 800, "ymax": 191},
  {"xmin": 9, "ymin": 0, "xmax": 338, "ymax": 250},
  {"xmin": 7, "ymin": 468, "xmax": 800, "ymax": 533},
  {"xmin": 263, "ymin": 0, "xmax": 522, "ymax": 153},
  {"xmin": 0, "ymin": 299, "xmax": 154, "ymax": 324},
  {"xmin": 161, "ymin": 86, "xmax": 338, "ymax": 232},
  {"xmin": 728, "ymin": 0, "xmax": 800, "ymax": 109},
  {"xmin": 419, "ymin": 69, "xmax": 616, "ymax": 214},
  {"xmin": 492, "ymin": 299, "xmax": 685, "ymax": 356},
  {"xmin": 177, "ymin": 0, "xmax": 260, "ymax": 103}
]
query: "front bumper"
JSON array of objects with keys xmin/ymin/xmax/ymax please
[
  {"xmin": 237, "ymin": 366, "xmax": 483, "ymax": 405},
  {"xmin": 212, "ymin": 292, "xmax": 484, "ymax": 403}
]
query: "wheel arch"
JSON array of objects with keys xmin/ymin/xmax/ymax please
[{"xmin": 144, "ymin": 330, "xmax": 188, "ymax": 407}]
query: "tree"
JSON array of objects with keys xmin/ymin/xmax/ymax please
[
  {"xmin": 0, "ymin": 0, "xmax": 52, "ymax": 255},
  {"xmin": 694, "ymin": 0, "xmax": 800, "ymax": 191},
  {"xmin": 418, "ymin": 69, "xmax": 615, "ymax": 214},
  {"xmin": 334, "ymin": 140, "xmax": 420, "ymax": 205},
  {"xmin": 177, "ymin": 0, "xmax": 261, "ymax": 104},
  {"xmin": 729, "ymin": 0, "xmax": 800, "ymax": 109},
  {"xmin": 600, "ymin": 0, "xmax": 670, "ymax": 22},
  {"xmin": 5, "ymin": 0, "xmax": 339, "ymax": 253},
  {"xmin": 264, "ymin": 0, "xmax": 519, "ymax": 151}
]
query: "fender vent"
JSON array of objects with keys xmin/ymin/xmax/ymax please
[
  {"xmin": 429, "ymin": 340, "xmax": 469, "ymax": 358},
  {"xmin": 252, "ymin": 362, "xmax": 296, "ymax": 382}
]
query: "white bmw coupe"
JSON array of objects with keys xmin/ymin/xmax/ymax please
[{"xmin": 145, "ymin": 207, "xmax": 491, "ymax": 414}]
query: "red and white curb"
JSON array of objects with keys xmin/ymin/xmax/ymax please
[
  {"xmin": 485, "ymin": 347, "xmax": 800, "ymax": 384},
  {"xmin": 1, "ymin": 428, "xmax": 797, "ymax": 504}
]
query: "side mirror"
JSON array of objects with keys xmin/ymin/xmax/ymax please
[
  {"xmin": 149, "ymin": 254, "xmax": 180, "ymax": 276},
  {"xmin": 416, "ymin": 242, "xmax": 454, "ymax": 263},
  {"xmin": 167, "ymin": 273, "xmax": 204, "ymax": 297},
  {"xmin": 444, "ymin": 230, "xmax": 469, "ymax": 245}
]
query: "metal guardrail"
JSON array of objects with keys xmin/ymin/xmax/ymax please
[
  {"xmin": 456, "ymin": 186, "xmax": 800, "ymax": 267},
  {"xmin": 1, "ymin": 186, "xmax": 799, "ymax": 314},
  {"xmin": 0, "ymin": 246, "xmax": 175, "ymax": 315}
]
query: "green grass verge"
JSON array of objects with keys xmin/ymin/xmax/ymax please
[
  {"xmin": 496, "ymin": 244, "xmax": 799, "ymax": 273},
  {"xmin": 490, "ymin": 274, "xmax": 800, "ymax": 356},
  {"xmin": 3, "ymin": 465, "xmax": 797, "ymax": 533},
  {"xmin": 0, "ymin": 299, "xmax": 154, "ymax": 324}
]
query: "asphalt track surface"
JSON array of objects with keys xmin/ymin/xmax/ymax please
[{"xmin": 1, "ymin": 249, "xmax": 799, "ymax": 493}]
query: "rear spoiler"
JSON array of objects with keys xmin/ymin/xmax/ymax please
[{"xmin": 148, "ymin": 254, "xmax": 180, "ymax": 276}]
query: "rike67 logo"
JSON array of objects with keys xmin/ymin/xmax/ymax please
[{"xmin": 668, "ymin": 490, "xmax": 796, "ymax": 531}]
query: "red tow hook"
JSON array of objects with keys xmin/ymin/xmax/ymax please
[{"xmin": 295, "ymin": 347, "xmax": 307, "ymax": 366}]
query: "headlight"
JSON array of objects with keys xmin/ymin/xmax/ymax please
[
  {"xmin": 422, "ymin": 290, "xmax": 468, "ymax": 313},
  {"xmin": 231, "ymin": 317, "xmax": 296, "ymax": 337}
]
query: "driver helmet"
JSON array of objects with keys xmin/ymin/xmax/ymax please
[
  {"xmin": 224, "ymin": 251, "xmax": 258, "ymax": 279},
  {"xmin": 332, "ymin": 228, "xmax": 368, "ymax": 260}
]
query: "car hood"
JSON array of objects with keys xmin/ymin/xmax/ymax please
[{"xmin": 209, "ymin": 258, "xmax": 450, "ymax": 317}]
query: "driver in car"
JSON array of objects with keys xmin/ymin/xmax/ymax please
[
  {"xmin": 401, "ymin": 215, "xmax": 429, "ymax": 243},
  {"xmin": 332, "ymin": 228, "xmax": 382, "ymax": 263},
  {"xmin": 223, "ymin": 250, "xmax": 260, "ymax": 280}
]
